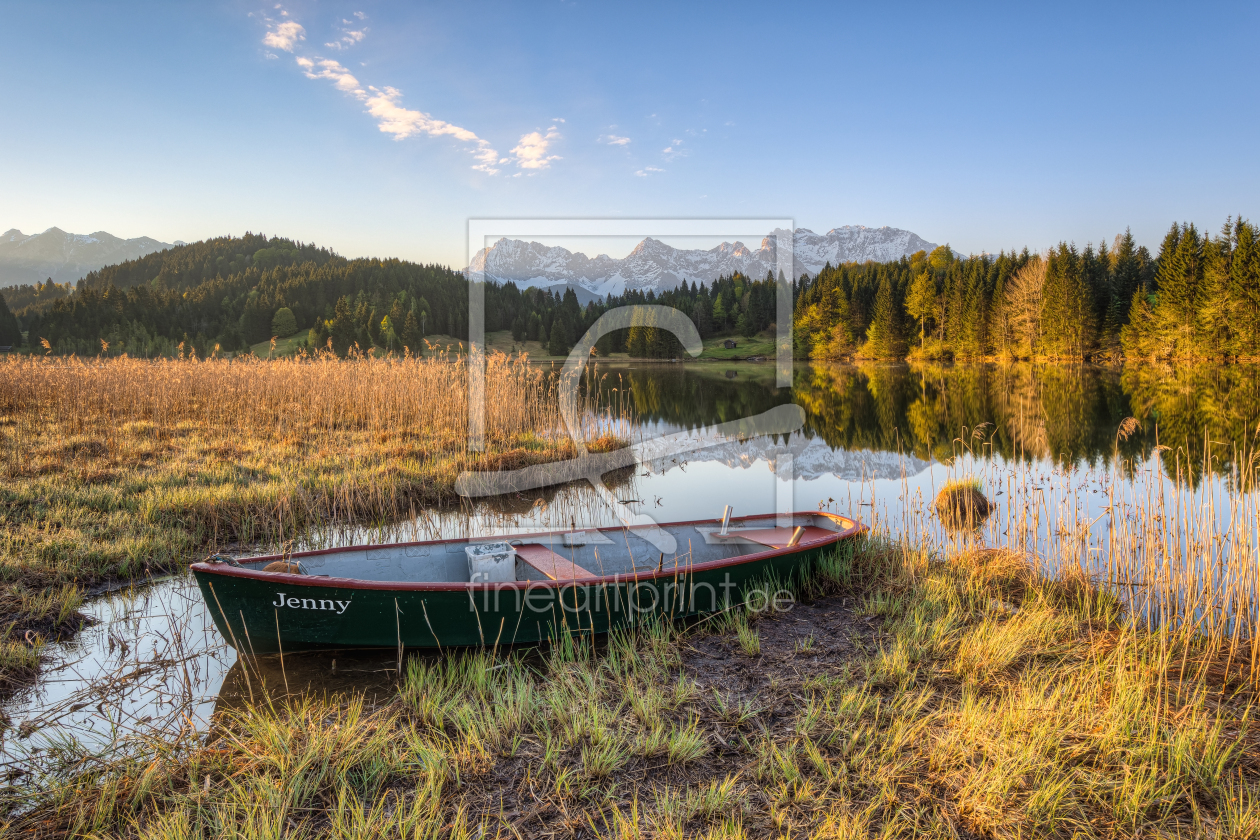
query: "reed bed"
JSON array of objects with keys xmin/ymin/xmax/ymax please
[
  {"xmin": 0, "ymin": 351, "xmax": 627, "ymax": 691},
  {"xmin": 0, "ymin": 351, "xmax": 626, "ymax": 576},
  {"xmin": 933, "ymin": 422, "xmax": 1260, "ymax": 695}
]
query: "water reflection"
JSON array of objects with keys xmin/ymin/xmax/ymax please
[
  {"xmin": 600, "ymin": 361, "xmax": 1260, "ymax": 485},
  {"xmin": 0, "ymin": 576, "xmax": 232, "ymax": 770},
  {"xmin": 215, "ymin": 650, "xmax": 399, "ymax": 714},
  {"xmin": 1121, "ymin": 364, "xmax": 1260, "ymax": 487}
]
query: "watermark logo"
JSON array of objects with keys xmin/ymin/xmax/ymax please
[
  {"xmin": 465, "ymin": 572, "xmax": 797, "ymax": 617},
  {"xmin": 458, "ymin": 219, "xmax": 799, "ymax": 552}
]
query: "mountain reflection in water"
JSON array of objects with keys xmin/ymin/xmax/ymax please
[{"xmin": 597, "ymin": 361, "xmax": 1260, "ymax": 487}]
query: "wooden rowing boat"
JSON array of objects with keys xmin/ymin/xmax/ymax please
[{"xmin": 191, "ymin": 511, "xmax": 865, "ymax": 653}]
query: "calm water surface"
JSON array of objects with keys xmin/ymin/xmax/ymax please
[{"xmin": 5, "ymin": 362, "xmax": 1258, "ymax": 767}]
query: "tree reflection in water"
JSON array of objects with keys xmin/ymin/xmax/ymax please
[{"xmin": 594, "ymin": 361, "xmax": 1260, "ymax": 488}]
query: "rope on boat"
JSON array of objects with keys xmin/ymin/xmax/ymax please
[{"xmin": 203, "ymin": 554, "xmax": 242, "ymax": 567}]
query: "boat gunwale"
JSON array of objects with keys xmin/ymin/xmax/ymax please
[{"xmin": 190, "ymin": 511, "xmax": 866, "ymax": 592}]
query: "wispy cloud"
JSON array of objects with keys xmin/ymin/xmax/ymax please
[
  {"xmin": 296, "ymin": 57, "xmax": 361, "ymax": 92},
  {"xmin": 269, "ymin": 7, "xmax": 507, "ymax": 173},
  {"xmin": 262, "ymin": 7, "xmax": 558, "ymax": 175},
  {"xmin": 294, "ymin": 55, "xmax": 500, "ymax": 172},
  {"xmin": 662, "ymin": 139, "xmax": 687, "ymax": 160},
  {"xmin": 326, "ymin": 30, "xmax": 366, "ymax": 49},
  {"xmin": 263, "ymin": 19, "xmax": 305, "ymax": 52},
  {"xmin": 326, "ymin": 14, "xmax": 368, "ymax": 50},
  {"xmin": 363, "ymin": 87, "xmax": 499, "ymax": 173},
  {"xmin": 511, "ymin": 126, "xmax": 562, "ymax": 171},
  {"xmin": 635, "ymin": 166, "xmax": 664, "ymax": 177},
  {"xmin": 600, "ymin": 134, "xmax": 631, "ymax": 146}
]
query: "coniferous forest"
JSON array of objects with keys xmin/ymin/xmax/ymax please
[
  {"xmin": 1, "ymin": 217, "xmax": 1256, "ymax": 361},
  {"xmin": 795, "ymin": 217, "xmax": 1260, "ymax": 362}
]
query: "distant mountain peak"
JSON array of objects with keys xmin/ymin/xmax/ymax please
[
  {"xmin": 0, "ymin": 227, "xmax": 173, "ymax": 287},
  {"xmin": 467, "ymin": 225, "xmax": 940, "ymax": 298}
]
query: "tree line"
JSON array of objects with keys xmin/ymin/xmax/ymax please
[
  {"xmin": 0, "ymin": 233, "xmax": 782, "ymax": 360},
  {"xmin": 2, "ymin": 234, "xmax": 475, "ymax": 358},
  {"xmin": 794, "ymin": 216, "xmax": 1260, "ymax": 361},
  {"xmin": 2, "ymin": 218, "xmax": 1255, "ymax": 361}
]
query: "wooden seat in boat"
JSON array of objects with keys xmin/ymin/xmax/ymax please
[
  {"xmin": 513, "ymin": 544, "xmax": 600, "ymax": 581},
  {"xmin": 712, "ymin": 526, "xmax": 835, "ymax": 550}
]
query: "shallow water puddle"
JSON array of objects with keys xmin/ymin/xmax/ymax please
[
  {"xmin": 1, "ymin": 575, "xmax": 231, "ymax": 769},
  {"xmin": 0, "ymin": 576, "xmax": 412, "ymax": 775}
]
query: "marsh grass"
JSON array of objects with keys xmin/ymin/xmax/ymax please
[
  {"xmin": 733, "ymin": 615, "xmax": 760, "ymax": 657},
  {"xmin": 9, "ymin": 517, "xmax": 1260, "ymax": 838},
  {"xmin": 0, "ymin": 351, "xmax": 625, "ymax": 583},
  {"xmin": 0, "ymin": 628, "xmax": 42, "ymax": 695},
  {"xmin": 933, "ymin": 474, "xmax": 994, "ymax": 531},
  {"xmin": 0, "ymin": 585, "xmax": 86, "ymax": 693},
  {"xmin": 0, "ymin": 351, "xmax": 627, "ymax": 692}
]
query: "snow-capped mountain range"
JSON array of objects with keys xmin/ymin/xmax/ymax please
[
  {"xmin": 467, "ymin": 225, "xmax": 940, "ymax": 298},
  {"xmin": 0, "ymin": 227, "xmax": 173, "ymax": 287},
  {"xmin": 642, "ymin": 430, "xmax": 930, "ymax": 483}
]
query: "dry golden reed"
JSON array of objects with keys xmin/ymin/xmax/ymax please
[{"xmin": 0, "ymin": 351, "xmax": 627, "ymax": 588}]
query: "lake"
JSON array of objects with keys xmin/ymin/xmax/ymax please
[{"xmin": 5, "ymin": 361, "xmax": 1258, "ymax": 770}]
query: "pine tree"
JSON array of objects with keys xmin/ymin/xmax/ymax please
[
  {"xmin": 239, "ymin": 293, "xmax": 272, "ymax": 344},
  {"xmin": 561, "ymin": 288, "xmax": 581, "ymax": 322},
  {"xmin": 1228, "ymin": 218, "xmax": 1260, "ymax": 357},
  {"xmin": 367, "ymin": 309, "xmax": 384, "ymax": 347},
  {"xmin": 0, "ymin": 292, "xmax": 21, "ymax": 347},
  {"xmin": 401, "ymin": 310, "xmax": 422, "ymax": 354},
  {"xmin": 957, "ymin": 260, "xmax": 989, "ymax": 358},
  {"xmin": 1120, "ymin": 290, "xmax": 1157, "ymax": 357},
  {"xmin": 547, "ymin": 317, "xmax": 572, "ymax": 357},
  {"xmin": 862, "ymin": 275, "xmax": 904, "ymax": 358},
  {"xmin": 1152, "ymin": 223, "xmax": 1204, "ymax": 356},
  {"xmin": 388, "ymin": 296, "xmax": 408, "ymax": 332},
  {"xmin": 24, "ymin": 312, "xmax": 42, "ymax": 348},
  {"xmin": 690, "ymin": 300, "xmax": 711, "ymax": 338},
  {"xmin": 1198, "ymin": 220, "xmax": 1235, "ymax": 357},
  {"xmin": 1082, "ymin": 242, "xmax": 1112, "ymax": 338},
  {"xmin": 1105, "ymin": 230, "xmax": 1141, "ymax": 344},
  {"xmin": 712, "ymin": 293, "xmax": 728, "ymax": 331},
  {"xmin": 819, "ymin": 289, "xmax": 855, "ymax": 358},
  {"xmin": 308, "ymin": 320, "xmax": 330, "ymax": 353},
  {"xmin": 328, "ymin": 296, "xmax": 356, "ymax": 357},
  {"xmin": 217, "ymin": 322, "xmax": 245, "ymax": 352},
  {"xmin": 1041, "ymin": 244, "xmax": 1095, "ymax": 358}
]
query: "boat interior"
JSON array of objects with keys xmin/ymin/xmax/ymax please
[{"xmin": 239, "ymin": 514, "xmax": 857, "ymax": 584}]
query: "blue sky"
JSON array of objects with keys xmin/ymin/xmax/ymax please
[{"xmin": 2, "ymin": 1, "xmax": 1257, "ymax": 267}]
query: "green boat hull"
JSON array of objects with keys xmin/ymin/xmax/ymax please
[{"xmin": 192, "ymin": 514, "xmax": 863, "ymax": 653}]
